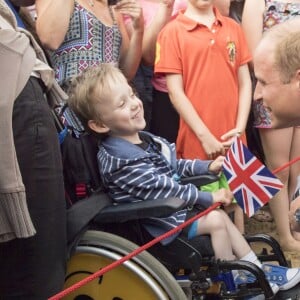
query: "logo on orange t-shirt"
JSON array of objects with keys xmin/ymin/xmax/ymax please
[{"xmin": 227, "ymin": 41, "xmax": 236, "ymax": 66}]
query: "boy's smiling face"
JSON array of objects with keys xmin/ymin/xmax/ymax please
[{"xmin": 89, "ymin": 77, "xmax": 146, "ymax": 144}]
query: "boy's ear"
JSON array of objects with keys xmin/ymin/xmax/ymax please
[{"xmin": 88, "ymin": 120, "xmax": 110, "ymax": 134}]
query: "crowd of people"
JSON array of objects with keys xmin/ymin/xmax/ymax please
[{"xmin": 1, "ymin": 0, "xmax": 300, "ymax": 298}]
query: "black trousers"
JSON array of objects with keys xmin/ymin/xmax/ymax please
[
  {"xmin": 0, "ymin": 77, "xmax": 67, "ymax": 299},
  {"xmin": 150, "ymin": 88, "xmax": 179, "ymax": 143}
]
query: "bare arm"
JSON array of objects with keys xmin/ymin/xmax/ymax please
[
  {"xmin": 241, "ymin": 0, "xmax": 265, "ymax": 63},
  {"xmin": 166, "ymin": 73, "xmax": 225, "ymax": 159},
  {"xmin": 125, "ymin": 0, "xmax": 177, "ymax": 65},
  {"xmin": 35, "ymin": 0, "xmax": 74, "ymax": 50},
  {"xmin": 235, "ymin": 64, "xmax": 252, "ymax": 132},
  {"xmin": 221, "ymin": 64, "xmax": 252, "ymax": 145},
  {"xmin": 142, "ymin": 0, "xmax": 174, "ymax": 65},
  {"xmin": 116, "ymin": 0, "xmax": 144, "ymax": 81}
]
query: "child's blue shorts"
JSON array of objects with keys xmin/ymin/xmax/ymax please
[{"xmin": 188, "ymin": 220, "xmax": 198, "ymax": 239}]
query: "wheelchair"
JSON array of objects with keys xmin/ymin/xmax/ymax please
[
  {"xmin": 64, "ymin": 193, "xmax": 300, "ymax": 300},
  {"xmin": 55, "ymin": 109, "xmax": 300, "ymax": 300}
]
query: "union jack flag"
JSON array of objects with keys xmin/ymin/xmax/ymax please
[{"xmin": 222, "ymin": 137, "xmax": 283, "ymax": 217}]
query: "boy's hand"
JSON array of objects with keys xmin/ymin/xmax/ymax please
[
  {"xmin": 208, "ymin": 155, "xmax": 224, "ymax": 174},
  {"xmin": 212, "ymin": 188, "xmax": 233, "ymax": 206}
]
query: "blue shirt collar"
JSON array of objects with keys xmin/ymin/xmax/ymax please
[{"xmin": 4, "ymin": 0, "xmax": 26, "ymax": 28}]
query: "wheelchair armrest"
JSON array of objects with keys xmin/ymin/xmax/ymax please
[
  {"xmin": 94, "ymin": 197, "xmax": 186, "ymax": 223},
  {"xmin": 180, "ymin": 174, "xmax": 219, "ymax": 187},
  {"xmin": 94, "ymin": 174, "xmax": 218, "ymax": 224}
]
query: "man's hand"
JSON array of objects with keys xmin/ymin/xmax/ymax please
[
  {"xmin": 208, "ymin": 155, "xmax": 225, "ymax": 174},
  {"xmin": 221, "ymin": 128, "xmax": 242, "ymax": 150},
  {"xmin": 201, "ymin": 134, "xmax": 225, "ymax": 159}
]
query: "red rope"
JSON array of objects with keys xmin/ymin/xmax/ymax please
[
  {"xmin": 272, "ymin": 156, "xmax": 300, "ymax": 174},
  {"xmin": 49, "ymin": 202, "xmax": 221, "ymax": 299}
]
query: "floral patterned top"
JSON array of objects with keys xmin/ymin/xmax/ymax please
[{"xmin": 253, "ymin": 0, "xmax": 300, "ymax": 128}]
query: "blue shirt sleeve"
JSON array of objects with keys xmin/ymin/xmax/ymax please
[
  {"xmin": 176, "ymin": 159, "xmax": 212, "ymax": 177},
  {"xmin": 107, "ymin": 159, "xmax": 213, "ymax": 208}
]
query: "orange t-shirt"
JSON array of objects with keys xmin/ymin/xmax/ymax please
[{"xmin": 155, "ymin": 8, "xmax": 251, "ymax": 159}]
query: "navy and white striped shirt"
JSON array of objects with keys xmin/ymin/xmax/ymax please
[{"xmin": 98, "ymin": 132, "xmax": 214, "ymax": 244}]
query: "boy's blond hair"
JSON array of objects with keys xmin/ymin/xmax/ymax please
[{"xmin": 68, "ymin": 63, "xmax": 126, "ymax": 128}]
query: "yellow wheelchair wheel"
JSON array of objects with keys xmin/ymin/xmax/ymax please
[{"xmin": 64, "ymin": 230, "xmax": 187, "ymax": 300}]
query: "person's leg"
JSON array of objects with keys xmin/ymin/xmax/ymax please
[
  {"xmin": 0, "ymin": 78, "xmax": 67, "ymax": 299},
  {"xmin": 234, "ymin": 206, "xmax": 245, "ymax": 234},
  {"xmin": 224, "ymin": 204, "xmax": 245, "ymax": 234},
  {"xmin": 260, "ymin": 127, "xmax": 300, "ymax": 251},
  {"xmin": 290, "ymin": 197, "xmax": 300, "ymax": 240},
  {"xmin": 150, "ymin": 88, "xmax": 179, "ymax": 143},
  {"xmin": 195, "ymin": 209, "xmax": 250, "ymax": 260},
  {"xmin": 213, "ymin": 209, "xmax": 251, "ymax": 259},
  {"xmin": 288, "ymin": 128, "xmax": 300, "ymax": 199},
  {"xmin": 132, "ymin": 65, "xmax": 153, "ymax": 130},
  {"xmin": 287, "ymin": 127, "xmax": 300, "ymax": 240}
]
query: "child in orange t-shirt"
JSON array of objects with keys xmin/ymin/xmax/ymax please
[
  {"xmin": 155, "ymin": 0, "xmax": 252, "ymax": 161},
  {"xmin": 155, "ymin": 0, "xmax": 252, "ymax": 233}
]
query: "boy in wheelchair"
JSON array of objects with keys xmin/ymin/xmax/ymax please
[{"xmin": 67, "ymin": 63, "xmax": 300, "ymax": 295}]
